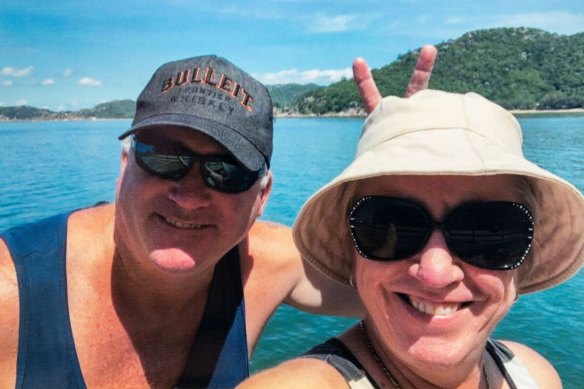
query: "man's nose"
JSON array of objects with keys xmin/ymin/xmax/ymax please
[{"xmin": 167, "ymin": 164, "xmax": 212, "ymax": 209}]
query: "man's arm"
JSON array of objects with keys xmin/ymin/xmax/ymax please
[
  {"xmin": 353, "ymin": 44, "xmax": 437, "ymax": 113},
  {"xmin": 284, "ymin": 249, "xmax": 363, "ymax": 317},
  {"xmin": 247, "ymin": 221, "xmax": 364, "ymax": 317}
]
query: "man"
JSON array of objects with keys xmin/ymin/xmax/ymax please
[{"xmin": 0, "ymin": 48, "xmax": 436, "ymax": 388}]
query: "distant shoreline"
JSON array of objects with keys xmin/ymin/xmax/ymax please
[
  {"xmin": 1, "ymin": 108, "xmax": 583, "ymax": 122},
  {"xmin": 277, "ymin": 108, "xmax": 584, "ymax": 118},
  {"xmin": 509, "ymin": 108, "xmax": 584, "ymax": 116}
]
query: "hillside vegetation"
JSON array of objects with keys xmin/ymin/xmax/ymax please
[
  {"xmin": 0, "ymin": 100, "xmax": 135, "ymax": 121},
  {"xmin": 293, "ymin": 27, "xmax": 584, "ymax": 114},
  {"xmin": 267, "ymin": 83, "xmax": 322, "ymax": 109},
  {"xmin": 2, "ymin": 28, "xmax": 582, "ymax": 120}
]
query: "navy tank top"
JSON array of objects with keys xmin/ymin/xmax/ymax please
[{"xmin": 1, "ymin": 210, "xmax": 249, "ymax": 388}]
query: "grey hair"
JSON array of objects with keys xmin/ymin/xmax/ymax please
[
  {"xmin": 121, "ymin": 135, "xmax": 133, "ymax": 154},
  {"xmin": 259, "ymin": 169, "xmax": 270, "ymax": 190}
]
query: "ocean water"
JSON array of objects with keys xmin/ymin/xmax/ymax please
[{"xmin": 0, "ymin": 116, "xmax": 582, "ymax": 387}]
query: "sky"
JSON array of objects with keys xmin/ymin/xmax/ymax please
[{"xmin": 1, "ymin": 0, "xmax": 583, "ymax": 111}]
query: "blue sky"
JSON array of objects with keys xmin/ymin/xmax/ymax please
[{"xmin": 1, "ymin": 0, "xmax": 583, "ymax": 111}]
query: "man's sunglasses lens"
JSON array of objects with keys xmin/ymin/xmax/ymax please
[
  {"xmin": 349, "ymin": 197, "xmax": 534, "ymax": 270},
  {"xmin": 132, "ymin": 139, "xmax": 262, "ymax": 192},
  {"xmin": 202, "ymin": 160, "xmax": 261, "ymax": 192}
]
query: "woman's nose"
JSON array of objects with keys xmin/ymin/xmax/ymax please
[{"xmin": 408, "ymin": 230, "xmax": 465, "ymax": 288}]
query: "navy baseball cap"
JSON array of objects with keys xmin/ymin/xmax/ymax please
[{"xmin": 119, "ymin": 55, "xmax": 273, "ymax": 171}]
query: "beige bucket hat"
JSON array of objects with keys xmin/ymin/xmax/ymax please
[{"xmin": 293, "ymin": 90, "xmax": 584, "ymax": 294}]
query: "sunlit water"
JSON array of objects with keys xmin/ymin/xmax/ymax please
[{"xmin": 0, "ymin": 115, "xmax": 582, "ymax": 387}]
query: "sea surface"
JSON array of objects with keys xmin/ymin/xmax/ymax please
[{"xmin": 0, "ymin": 116, "xmax": 582, "ymax": 387}]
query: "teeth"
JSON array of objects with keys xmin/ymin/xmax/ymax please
[
  {"xmin": 163, "ymin": 217, "xmax": 203, "ymax": 230},
  {"xmin": 409, "ymin": 297, "xmax": 460, "ymax": 316}
]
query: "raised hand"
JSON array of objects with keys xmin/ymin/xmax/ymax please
[{"xmin": 353, "ymin": 45, "xmax": 437, "ymax": 113}]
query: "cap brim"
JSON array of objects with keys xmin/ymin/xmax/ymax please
[{"xmin": 119, "ymin": 113, "xmax": 266, "ymax": 171}]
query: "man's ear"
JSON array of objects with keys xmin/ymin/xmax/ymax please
[
  {"xmin": 255, "ymin": 170, "xmax": 273, "ymax": 218},
  {"xmin": 116, "ymin": 148, "xmax": 130, "ymax": 193}
]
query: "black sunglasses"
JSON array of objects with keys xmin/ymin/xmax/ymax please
[
  {"xmin": 349, "ymin": 196, "xmax": 534, "ymax": 270},
  {"xmin": 131, "ymin": 138, "xmax": 265, "ymax": 193}
]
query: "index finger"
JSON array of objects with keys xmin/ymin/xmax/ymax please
[{"xmin": 405, "ymin": 45, "xmax": 437, "ymax": 97}]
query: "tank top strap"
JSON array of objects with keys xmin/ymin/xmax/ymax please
[
  {"xmin": 175, "ymin": 246, "xmax": 249, "ymax": 388},
  {"xmin": 1, "ymin": 211, "xmax": 86, "ymax": 389},
  {"xmin": 486, "ymin": 338, "xmax": 540, "ymax": 389},
  {"xmin": 303, "ymin": 338, "xmax": 378, "ymax": 389}
]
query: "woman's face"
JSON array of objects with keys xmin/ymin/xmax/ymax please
[{"xmin": 354, "ymin": 175, "xmax": 520, "ymax": 370}]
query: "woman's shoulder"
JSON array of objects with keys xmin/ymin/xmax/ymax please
[
  {"xmin": 498, "ymin": 340, "xmax": 562, "ymax": 389},
  {"xmin": 236, "ymin": 357, "xmax": 350, "ymax": 389}
]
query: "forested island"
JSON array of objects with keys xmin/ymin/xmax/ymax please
[{"xmin": 1, "ymin": 27, "xmax": 583, "ymax": 121}]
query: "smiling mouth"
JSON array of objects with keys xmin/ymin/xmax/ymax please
[
  {"xmin": 400, "ymin": 294, "xmax": 469, "ymax": 316},
  {"xmin": 160, "ymin": 215, "xmax": 206, "ymax": 230}
]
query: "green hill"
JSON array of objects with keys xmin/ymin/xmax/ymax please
[
  {"xmin": 267, "ymin": 83, "xmax": 322, "ymax": 109},
  {"xmin": 294, "ymin": 27, "xmax": 584, "ymax": 114},
  {"xmin": 0, "ymin": 100, "xmax": 136, "ymax": 121},
  {"xmin": 0, "ymin": 106, "xmax": 64, "ymax": 120},
  {"xmin": 79, "ymin": 99, "xmax": 135, "ymax": 118}
]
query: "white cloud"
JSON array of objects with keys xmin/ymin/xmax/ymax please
[
  {"xmin": 445, "ymin": 17, "xmax": 464, "ymax": 25},
  {"xmin": 42, "ymin": 79, "xmax": 55, "ymax": 86},
  {"xmin": 2, "ymin": 80, "xmax": 13, "ymax": 87},
  {"xmin": 1, "ymin": 66, "xmax": 33, "ymax": 77},
  {"xmin": 417, "ymin": 14, "xmax": 430, "ymax": 24},
  {"xmin": 63, "ymin": 68, "xmax": 73, "ymax": 77},
  {"xmin": 78, "ymin": 77, "xmax": 102, "ymax": 86},
  {"xmin": 309, "ymin": 14, "xmax": 356, "ymax": 33},
  {"xmin": 255, "ymin": 67, "xmax": 353, "ymax": 85},
  {"xmin": 15, "ymin": 99, "xmax": 28, "ymax": 106}
]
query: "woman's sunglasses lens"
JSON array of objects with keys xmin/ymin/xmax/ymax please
[
  {"xmin": 447, "ymin": 203, "xmax": 533, "ymax": 269},
  {"xmin": 351, "ymin": 198, "xmax": 430, "ymax": 260}
]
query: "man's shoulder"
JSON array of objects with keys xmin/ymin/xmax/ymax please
[
  {"xmin": 249, "ymin": 220, "xmax": 292, "ymax": 240},
  {"xmin": 69, "ymin": 203, "xmax": 114, "ymax": 228},
  {"xmin": 241, "ymin": 220, "xmax": 303, "ymax": 289},
  {"xmin": 68, "ymin": 204, "xmax": 115, "ymax": 241},
  {"xmin": 247, "ymin": 221, "xmax": 298, "ymax": 267}
]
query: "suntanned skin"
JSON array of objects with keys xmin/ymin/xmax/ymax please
[
  {"xmin": 0, "ymin": 48, "xmax": 437, "ymax": 388},
  {"xmin": 0, "ymin": 154, "xmax": 357, "ymax": 388}
]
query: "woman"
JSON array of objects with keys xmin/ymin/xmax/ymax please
[{"xmin": 239, "ymin": 90, "xmax": 584, "ymax": 388}]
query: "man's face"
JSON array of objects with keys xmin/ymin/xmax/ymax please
[{"xmin": 114, "ymin": 126, "xmax": 271, "ymax": 275}]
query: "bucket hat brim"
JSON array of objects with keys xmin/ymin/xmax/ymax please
[{"xmin": 293, "ymin": 90, "xmax": 584, "ymax": 294}]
